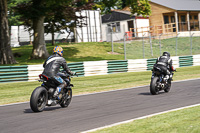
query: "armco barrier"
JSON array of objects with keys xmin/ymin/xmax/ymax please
[
  {"xmin": 147, "ymin": 56, "xmax": 180, "ymax": 71},
  {"xmin": 84, "ymin": 61, "xmax": 107, "ymax": 76},
  {"xmin": 0, "ymin": 65, "xmax": 28, "ymax": 83},
  {"xmin": 68, "ymin": 62, "xmax": 84, "ymax": 77},
  {"xmin": 128, "ymin": 59, "xmax": 147, "ymax": 72},
  {"xmin": 27, "ymin": 62, "xmax": 84, "ymax": 81},
  {"xmin": 193, "ymin": 55, "xmax": 200, "ymax": 66},
  {"xmin": 171, "ymin": 56, "xmax": 179, "ymax": 69},
  {"xmin": 107, "ymin": 60, "xmax": 128, "ymax": 73},
  {"xmin": 179, "ymin": 56, "xmax": 193, "ymax": 67},
  {"xmin": 0, "ymin": 54, "xmax": 200, "ymax": 83},
  {"xmin": 147, "ymin": 58, "xmax": 157, "ymax": 71},
  {"xmin": 28, "ymin": 64, "xmax": 43, "ymax": 81}
]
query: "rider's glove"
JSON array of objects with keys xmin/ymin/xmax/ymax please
[
  {"xmin": 73, "ymin": 72, "xmax": 76, "ymax": 75},
  {"xmin": 70, "ymin": 71, "xmax": 76, "ymax": 76},
  {"xmin": 172, "ymin": 66, "xmax": 176, "ymax": 72}
]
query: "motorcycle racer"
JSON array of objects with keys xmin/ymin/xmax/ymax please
[
  {"xmin": 42, "ymin": 46, "xmax": 74, "ymax": 99},
  {"xmin": 153, "ymin": 52, "xmax": 176, "ymax": 82}
]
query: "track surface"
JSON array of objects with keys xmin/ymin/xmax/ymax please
[{"xmin": 0, "ymin": 79, "xmax": 200, "ymax": 133}]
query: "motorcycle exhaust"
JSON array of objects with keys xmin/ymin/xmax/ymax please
[
  {"xmin": 161, "ymin": 83, "xmax": 165, "ymax": 88},
  {"xmin": 47, "ymin": 99, "xmax": 57, "ymax": 106}
]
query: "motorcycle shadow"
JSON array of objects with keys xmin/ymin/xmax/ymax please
[
  {"xmin": 24, "ymin": 106, "xmax": 61, "ymax": 113},
  {"xmin": 138, "ymin": 91, "xmax": 166, "ymax": 96}
]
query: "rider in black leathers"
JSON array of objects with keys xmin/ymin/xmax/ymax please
[
  {"xmin": 42, "ymin": 46, "xmax": 73, "ymax": 99},
  {"xmin": 153, "ymin": 52, "xmax": 176, "ymax": 82}
]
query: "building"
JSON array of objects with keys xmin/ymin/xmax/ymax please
[
  {"xmin": 149, "ymin": 0, "xmax": 200, "ymax": 36},
  {"xmin": 75, "ymin": 10, "xmax": 102, "ymax": 43},
  {"xmin": 101, "ymin": 10, "xmax": 149, "ymax": 42}
]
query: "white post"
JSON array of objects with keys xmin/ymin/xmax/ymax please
[
  {"xmin": 198, "ymin": 12, "xmax": 200, "ymax": 30},
  {"xmin": 187, "ymin": 12, "xmax": 190, "ymax": 31},
  {"xmin": 175, "ymin": 12, "xmax": 179, "ymax": 32}
]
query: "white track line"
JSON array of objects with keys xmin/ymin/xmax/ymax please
[
  {"xmin": 1, "ymin": 78, "xmax": 200, "ymax": 107},
  {"xmin": 0, "ymin": 102, "xmax": 29, "ymax": 107},
  {"xmin": 81, "ymin": 103, "xmax": 200, "ymax": 133}
]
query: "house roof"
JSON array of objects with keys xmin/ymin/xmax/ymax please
[
  {"xmin": 150, "ymin": 0, "xmax": 200, "ymax": 11},
  {"xmin": 102, "ymin": 11, "xmax": 135, "ymax": 23}
]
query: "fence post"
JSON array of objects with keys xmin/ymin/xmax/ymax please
[
  {"xmin": 148, "ymin": 31, "xmax": 153, "ymax": 57},
  {"xmin": 111, "ymin": 28, "xmax": 114, "ymax": 53},
  {"xmin": 176, "ymin": 33, "xmax": 180, "ymax": 56},
  {"xmin": 142, "ymin": 33, "xmax": 146, "ymax": 59},
  {"xmin": 190, "ymin": 33, "xmax": 195, "ymax": 55},
  {"xmin": 124, "ymin": 33, "xmax": 127, "ymax": 60},
  {"xmin": 159, "ymin": 33, "xmax": 163, "ymax": 56}
]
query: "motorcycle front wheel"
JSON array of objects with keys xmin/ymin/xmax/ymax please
[
  {"xmin": 164, "ymin": 80, "xmax": 171, "ymax": 93},
  {"xmin": 60, "ymin": 89, "xmax": 72, "ymax": 108},
  {"xmin": 30, "ymin": 86, "xmax": 48, "ymax": 112},
  {"xmin": 150, "ymin": 76, "xmax": 160, "ymax": 95}
]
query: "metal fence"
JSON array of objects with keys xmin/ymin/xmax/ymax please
[{"xmin": 109, "ymin": 32, "xmax": 200, "ymax": 60}]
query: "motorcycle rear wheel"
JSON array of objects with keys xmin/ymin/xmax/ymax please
[
  {"xmin": 150, "ymin": 76, "xmax": 159, "ymax": 95},
  {"xmin": 60, "ymin": 89, "xmax": 72, "ymax": 108},
  {"xmin": 164, "ymin": 80, "xmax": 171, "ymax": 93},
  {"xmin": 30, "ymin": 86, "xmax": 48, "ymax": 112}
]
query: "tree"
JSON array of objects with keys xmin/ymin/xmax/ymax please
[
  {"xmin": 94, "ymin": 0, "xmax": 151, "ymax": 16},
  {"xmin": 123, "ymin": 0, "xmax": 151, "ymax": 16},
  {"xmin": 0, "ymin": 0, "xmax": 17, "ymax": 64},
  {"xmin": 7, "ymin": 0, "xmax": 23, "ymax": 26},
  {"xmin": 14, "ymin": 0, "xmax": 150, "ymax": 60},
  {"xmin": 43, "ymin": 1, "xmax": 93, "ymax": 45},
  {"xmin": 15, "ymin": 0, "xmax": 93, "ymax": 59},
  {"xmin": 94, "ymin": 0, "xmax": 123, "ymax": 14}
]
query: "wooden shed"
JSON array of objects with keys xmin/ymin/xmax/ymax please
[{"xmin": 149, "ymin": 0, "xmax": 200, "ymax": 36}]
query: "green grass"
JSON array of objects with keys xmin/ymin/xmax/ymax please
[
  {"xmin": 0, "ymin": 66, "xmax": 200, "ymax": 105},
  {"xmin": 10, "ymin": 42, "xmax": 124, "ymax": 65},
  {"xmin": 91, "ymin": 105, "xmax": 200, "ymax": 133},
  {"xmin": 7, "ymin": 36, "xmax": 200, "ymax": 65},
  {"xmin": 121, "ymin": 37, "xmax": 200, "ymax": 59}
]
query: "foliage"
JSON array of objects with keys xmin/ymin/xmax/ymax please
[
  {"xmin": 14, "ymin": 0, "xmax": 93, "ymax": 33},
  {"xmin": 125, "ymin": 0, "xmax": 151, "ymax": 16},
  {"xmin": 93, "ymin": 0, "xmax": 123, "ymax": 14},
  {"xmin": 7, "ymin": 0, "xmax": 22, "ymax": 26},
  {"xmin": 94, "ymin": 0, "xmax": 151, "ymax": 16}
]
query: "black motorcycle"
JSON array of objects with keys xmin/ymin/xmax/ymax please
[
  {"xmin": 30, "ymin": 71, "xmax": 76, "ymax": 112},
  {"xmin": 150, "ymin": 66, "xmax": 175, "ymax": 95}
]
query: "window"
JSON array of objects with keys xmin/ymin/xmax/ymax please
[
  {"xmin": 190, "ymin": 15, "xmax": 193, "ymax": 20},
  {"xmin": 164, "ymin": 16, "xmax": 169, "ymax": 24},
  {"xmin": 107, "ymin": 22, "xmax": 121, "ymax": 33},
  {"xmin": 171, "ymin": 16, "xmax": 175, "ymax": 23},
  {"xmin": 194, "ymin": 15, "xmax": 198, "ymax": 20},
  {"xmin": 181, "ymin": 15, "xmax": 186, "ymax": 23}
]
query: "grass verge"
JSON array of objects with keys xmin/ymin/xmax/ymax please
[
  {"xmin": 7, "ymin": 37, "xmax": 200, "ymax": 65},
  {"xmin": 91, "ymin": 105, "xmax": 200, "ymax": 133},
  {"xmin": 0, "ymin": 66, "xmax": 200, "ymax": 105},
  {"xmin": 10, "ymin": 42, "xmax": 124, "ymax": 65}
]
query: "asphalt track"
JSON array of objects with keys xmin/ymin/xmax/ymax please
[{"xmin": 0, "ymin": 79, "xmax": 200, "ymax": 133}]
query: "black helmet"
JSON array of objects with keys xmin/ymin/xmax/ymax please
[{"xmin": 163, "ymin": 52, "xmax": 170, "ymax": 57}]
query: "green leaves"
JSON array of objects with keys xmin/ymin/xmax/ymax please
[
  {"xmin": 126, "ymin": 0, "xmax": 151, "ymax": 17},
  {"xmin": 93, "ymin": 0, "xmax": 123, "ymax": 14},
  {"xmin": 93, "ymin": 0, "xmax": 151, "ymax": 16}
]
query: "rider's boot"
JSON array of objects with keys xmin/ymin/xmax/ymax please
[
  {"xmin": 164, "ymin": 75, "xmax": 169, "ymax": 83},
  {"xmin": 170, "ymin": 73, "xmax": 173, "ymax": 81},
  {"xmin": 53, "ymin": 82, "xmax": 66, "ymax": 100}
]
